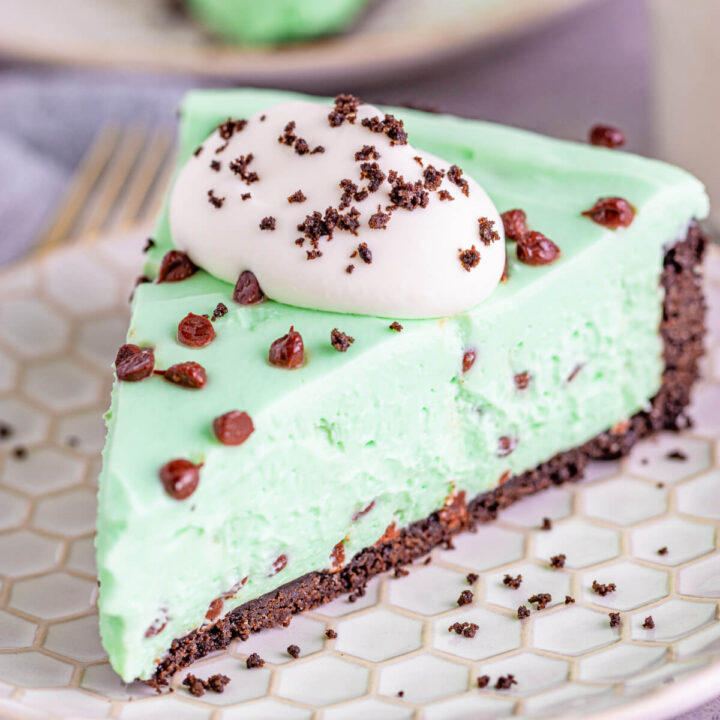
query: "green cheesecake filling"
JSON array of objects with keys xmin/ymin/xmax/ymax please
[{"xmin": 97, "ymin": 89, "xmax": 708, "ymax": 681}]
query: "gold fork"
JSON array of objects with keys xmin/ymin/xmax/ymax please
[{"xmin": 36, "ymin": 124, "xmax": 175, "ymax": 252}]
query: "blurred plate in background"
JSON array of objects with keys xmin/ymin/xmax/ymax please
[{"xmin": 0, "ymin": 0, "xmax": 591, "ymax": 85}]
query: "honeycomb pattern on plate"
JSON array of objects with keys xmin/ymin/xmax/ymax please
[{"xmin": 0, "ymin": 234, "xmax": 718, "ymax": 720}]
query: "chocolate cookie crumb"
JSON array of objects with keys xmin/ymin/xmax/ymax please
[
  {"xmin": 329, "ymin": 93, "xmax": 360, "ymax": 127},
  {"xmin": 288, "ymin": 190, "xmax": 307, "ymax": 204},
  {"xmin": 503, "ymin": 574, "xmax": 522, "ymax": 590},
  {"xmin": 355, "ymin": 144, "xmax": 380, "ymax": 161},
  {"xmin": 658, "ymin": 546, "xmax": 668, "ymax": 555},
  {"xmin": 241, "ymin": 193, "xmax": 251, "ymax": 200},
  {"xmin": 528, "ymin": 593, "xmax": 551, "ymax": 609},
  {"xmin": 207, "ymin": 190, "xmax": 225, "ymax": 208},
  {"xmin": 389, "ymin": 321, "xmax": 403, "ymax": 332},
  {"xmin": 462, "ymin": 349, "xmax": 477, "ymax": 373},
  {"xmin": 361, "ymin": 113, "xmax": 408, "ymax": 145},
  {"xmin": 666, "ymin": 449, "xmax": 687, "ymax": 461},
  {"xmin": 466, "ymin": 572, "xmax": 479, "ymax": 585},
  {"xmin": 609, "ymin": 612, "xmax": 621, "ymax": 628},
  {"xmin": 207, "ymin": 674, "xmax": 230, "ymax": 693},
  {"xmin": 565, "ymin": 595, "xmax": 575, "ymax": 604},
  {"xmin": 210, "ymin": 160, "xmax": 220, "ymax": 172},
  {"xmin": 0, "ymin": 422, "xmax": 13, "ymax": 439},
  {"xmin": 287, "ymin": 644, "xmax": 301, "ymax": 658},
  {"xmin": 541, "ymin": 517, "xmax": 553, "ymax": 531},
  {"xmin": 477, "ymin": 217, "xmax": 499, "ymax": 246},
  {"xmin": 193, "ymin": 146, "xmax": 203, "ymax": 157},
  {"xmin": 459, "ymin": 245, "xmax": 481, "ymax": 271},
  {"xmin": 325, "ymin": 628, "xmax": 337, "ymax": 639},
  {"xmin": 422, "ymin": 165, "xmax": 445, "ymax": 191},
  {"xmin": 592, "ymin": 580, "xmax": 617, "ymax": 596},
  {"xmin": 259, "ymin": 216, "xmax": 276, "ymax": 231},
  {"xmin": 143, "ymin": 237, "xmax": 155, "ymax": 253},
  {"xmin": 13, "ymin": 446, "xmax": 27, "ymax": 460},
  {"xmin": 306, "ymin": 249, "xmax": 323, "ymax": 260},
  {"xmin": 517, "ymin": 605, "xmax": 531, "ymax": 619},
  {"xmin": 210, "ymin": 303, "xmax": 228, "ymax": 322},
  {"xmin": 369, "ymin": 207, "xmax": 390, "ymax": 229},
  {"xmin": 346, "ymin": 264, "xmax": 355, "ymax": 274},
  {"xmin": 477, "ymin": 675, "xmax": 490, "ymax": 689},
  {"xmin": 448, "ymin": 621, "xmax": 479, "ymax": 638},
  {"xmin": 359, "ymin": 162, "xmax": 386, "ymax": 193},
  {"xmin": 246, "ymin": 653, "xmax": 264, "ymax": 669},
  {"xmin": 550, "ymin": 554, "xmax": 566, "ymax": 569},
  {"xmin": 447, "ymin": 165, "xmax": 469, "ymax": 196},
  {"xmin": 495, "ymin": 674, "xmax": 517, "ymax": 690},
  {"xmin": 438, "ymin": 189, "xmax": 454, "ymax": 201},
  {"xmin": 357, "ymin": 243, "xmax": 372, "ymax": 264},
  {"xmin": 229, "ymin": 154, "xmax": 259, "ymax": 185},
  {"xmin": 394, "ymin": 567, "xmax": 409, "ymax": 578},
  {"xmin": 183, "ymin": 674, "xmax": 206, "ymax": 697},
  {"xmin": 642, "ymin": 616, "xmax": 655, "ymax": 629},
  {"xmin": 330, "ymin": 329, "xmax": 355, "ymax": 352},
  {"xmin": 457, "ymin": 590, "xmax": 473, "ymax": 606},
  {"xmin": 514, "ymin": 372, "xmax": 531, "ymax": 389},
  {"xmin": 397, "ymin": 690, "xmax": 404, "ymax": 698},
  {"xmin": 388, "ymin": 170, "xmax": 429, "ymax": 210}
]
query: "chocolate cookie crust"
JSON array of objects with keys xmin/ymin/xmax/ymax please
[{"xmin": 150, "ymin": 224, "xmax": 706, "ymax": 688}]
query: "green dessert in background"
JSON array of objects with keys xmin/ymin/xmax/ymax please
[
  {"xmin": 96, "ymin": 89, "xmax": 708, "ymax": 683},
  {"xmin": 184, "ymin": 0, "xmax": 371, "ymax": 44}
]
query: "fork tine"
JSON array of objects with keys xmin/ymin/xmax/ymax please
[
  {"xmin": 115, "ymin": 129, "xmax": 174, "ymax": 229},
  {"xmin": 138, "ymin": 140, "xmax": 176, "ymax": 225},
  {"xmin": 36, "ymin": 124, "xmax": 121, "ymax": 250},
  {"xmin": 76, "ymin": 126, "xmax": 149, "ymax": 239}
]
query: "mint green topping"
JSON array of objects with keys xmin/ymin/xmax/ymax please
[
  {"xmin": 97, "ymin": 89, "xmax": 708, "ymax": 681},
  {"xmin": 184, "ymin": 0, "xmax": 370, "ymax": 44}
]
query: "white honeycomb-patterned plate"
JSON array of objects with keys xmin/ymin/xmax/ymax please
[{"xmin": 0, "ymin": 232, "xmax": 719, "ymax": 720}]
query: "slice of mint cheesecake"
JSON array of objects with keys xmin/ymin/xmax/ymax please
[{"xmin": 96, "ymin": 90, "xmax": 709, "ymax": 684}]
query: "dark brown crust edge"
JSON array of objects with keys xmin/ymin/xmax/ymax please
[{"xmin": 150, "ymin": 224, "xmax": 707, "ymax": 688}]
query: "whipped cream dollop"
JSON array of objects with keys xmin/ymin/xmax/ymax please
[{"xmin": 169, "ymin": 97, "xmax": 505, "ymax": 318}]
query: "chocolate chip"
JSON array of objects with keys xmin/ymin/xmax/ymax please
[
  {"xmin": 592, "ymin": 580, "xmax": 617, "ymax": 596},
  {"xmin": 462, "ymin": 349, "xmax": 476, "ymax": 372},
  {"xmin": 178, "ymin": 313, "xmax": 215, "ymax": 348},
  {"xmin": 246, "ymin": 653, "xmax": 265, "ymax": 669},
  {"xmin": 213, "ymin": 410, "xmax": 254, "ymax": 446},
  {"xmin": 159, "ymin": 459, "xmax": 201, "ymax": 500},
  {"xmin": 477, "ymin": 217, "xmax": 499, "ymax": 246},
  {"xmin": 330, "ymin": 328, "xmax": 355, "ymax": 352},
  {"xmin": 388, "ymin": 170, "xmax": 428, "ymax": 210},
  {"xmin": 642, "ymin": 616, "xmax": 655, "ymax": 629},
  {"xmin": 477, "ymin": 675, "xmax": 490, "ymax": 688},
  {"xmin": 589, "ymin": 124, "xmax": 626, "ymax": 148},
  {"xmin": 457, "ymin": 590, "xmax": 473, "ymax": 606},
  {"xmin": 501, "ymin": 209, "xmax": 528, "ymax": 241},
  {"xmin": 205, "ymin": 598, "xmax": 223, "ymax": 621},
  {"xmin": 259, "ymin": 216, "xmax": 276, "ymax": 231},
  {"xmin": 115, "ymin": 344, "xmax": 154, "ymax": 381},
  {"xmin": 0, "ymin": 422, "xmax": 12, "ymax": 439},
  {"xmin": 550, "ymin": 554, "xmax": 566, "ymax": 568},
  {"xmin": 162, "ymin": 361, "xmax": 207, "ymax": 389},
  {"xmin": 516, "ymin": 231, "xmax": 561, "ymax": 265},
  {"xmin": 269, "ymin": 327, "xmax": 304, "ymax": 369},
  {"xmin": 233, "ymin": 270, "xmax": 265, "ymax": 305},
  {"xmin": 582, "ymin": 197, "xmax": 635, "ymax": 228},
  {"xmin": 157, "ymin": 250, "xmax": 197, "ymax": 283},
  {"xmin": 273, "ymin": 555, "xmax": 288, "ymax": 574},
  {"xmin": 497, "ymin": 436, "xmax": 517, "ymax": 457},
  {"xmin": 517, "ymin": 605, "xmax": 530, "ymax": 619},
  {"xmin": 13, "ymin": 446, "xmax": 27, "ymax": 460},
  {"xmin": 389, "ymin": 321, "xmax": 403, "ymax": 332},
  {"xmin": 609, "ymin": 612, "xmax": 621, "ymax": 628},
  {"xmin": 287, "ymin": 644, "xmax": 301, "ymax": 658},
  {"xmin": 514, "ymin": 372, "xmax": 531, "ymax": 389},
  {"xmin": 458, "ymin": 245, "xmax": 480, "ymax": 271},
  {"xmin": 503, "ymin": 574, "xmax": 522, "ymax": 590}
]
